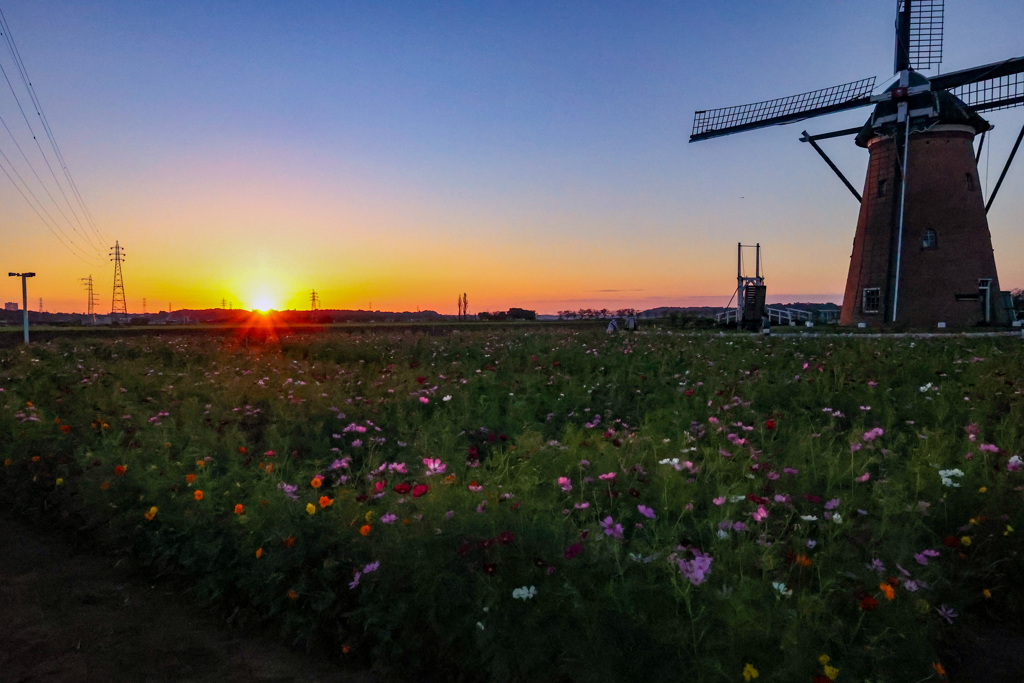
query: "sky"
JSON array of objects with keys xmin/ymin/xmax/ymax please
[{"xmin": 1, "ymin": 0, "xmax": 1022, "ymax": 315}]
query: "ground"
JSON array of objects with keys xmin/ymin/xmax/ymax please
[
  {"xmin": 2, "ymin": 510, "xmax": 1022, "ymax": 682},
  {"xmin": 0, "ymin": 511, "xmax": 375, "ymax": 683}
]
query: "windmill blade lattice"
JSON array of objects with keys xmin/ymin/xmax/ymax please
[
  {"xmin": 949, "ymin": 72, "xmax": 1024, "ymax": 112},
  {"xmin": 691, "ymin": 77, "xmax": 876, "ymax": 142},
  {"xmin": 901, "ymin": 0, "xmax": 944, "ymax": 70}
]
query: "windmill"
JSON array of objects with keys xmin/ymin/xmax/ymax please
[{"xmin": 691, "ymin": 1, "xmax": 1024, "ymax": 327}]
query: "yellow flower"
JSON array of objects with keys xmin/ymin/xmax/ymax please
[
  {"xmin": 55, "ymin": 477, "xmax": 64, "ymax": 486},
  {"xmin": 818, "ymin": 655, "xmax": 830, "ymax": 666},
  {"xmin": 1005, "ymin": 525, "xmax": 1014, "ymax": 536},
  {"xmin": 144, "ymin": 506, "xmax": 158, "ymax": 521},
  {"xmin": 824, "ymin": 664, "xmax": 840, "ymax": 679},
  {"xmin": 982, "ymin": 588, "xmax": 992, "ymax": 599},
  {"xmin": 364, "ymin": 510, "xmax": 374, "ymax": 522},
  {"xmin": 306, "ymin": 503, "xmax": 316, "ymax": 515},
  {"xmin": 742, "ymin": 663, "xmax": 759, "ymax": 681},
  {"xmin": 969, "ymin": 517, "xmax": 978, "ymax": 526},
  {"xmin": 960, "ymin": 536, "xmax": 972, "ymax": 546},
  {"xmin": 4, "ymin": 458, "xmax": 13, "ymax": 467},
  {"xmin": 978, "ymin": 486, "xmax": 987, "ymax": 493}
]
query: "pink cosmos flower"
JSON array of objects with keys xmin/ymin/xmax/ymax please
[
  {"xmin": 419, "ymin": 396, "xmax": 430, "ymax": 404},
  {"xmin": 856, "ymin": 472, "xmax": 871, "ymax": 482},
  {"xmin": 558, "ymin": 476, "xmax": 572, "ymax": 492},
  {"xmin": 423, "ymin": 458, "xmax": 446, "ymax": 476},
  {"xmin": 713, "ymin": 496, "xmax": 726, "ymax": 506},
  {"xmin": 601, "ymin": 516, "xmax": 624, "ymax": 539},
  {"xmin": 598, "ymin": 472, "xmax": 616, "ymax": 481},
  {"xmin": 637, "ymin": 505, "xmax": 656, "ymax": 519},
  {"xmin": 752, "ymin": 506, "xmax": 768, "ymax": 522}
]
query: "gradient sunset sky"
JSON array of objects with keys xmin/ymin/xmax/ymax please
[{"xmin": 2, "ymin": 0, "xmax": 1022, "ymax": 315}]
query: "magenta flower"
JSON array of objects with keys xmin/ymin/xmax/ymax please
[
  {"xmin": 422, "ymin": 458, "xmax": 446, "ymax": 476},
  {"xmin": 752, "ymin": 506, "xmax": 768, "ymax": 522},
  {"xmin": 676, "ymin": 550, "xmax": 713, "ymax": 586},
  {"xmin": 564, "ymin": 543, "xmax": 583, "ymax": 560},
  {"xmin": 824, "ymin": 498, "xmax": 840, "ymax": 510},
  {"xmin": 601, "ymin": 516, "xmax": 624, "ymax": 539},
  {"xmin": 637, "ymin": 504, "xmax": 656, "ymax": 519},
  {"xmin": 863, "ymin": 427, "xmax": 884, "ymax": 442},
  {"xmin": 558, "ymin": 476, "xmax": 572, "ymax": 492}
]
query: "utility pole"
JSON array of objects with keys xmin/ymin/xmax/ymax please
[
  {"xmin": 109, "ymin": 241, "xmax": 127, "ymax": 316},
  {"xmin": 81, "ymin": 275, "xmax": 98, "ymax": 323},
  {"xmin": 8, "ymin": 272, "xmax": 36, "ymax": 343}
]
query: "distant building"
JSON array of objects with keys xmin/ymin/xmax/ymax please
[{"xmin": 4, "ymin": 302, "xmax": 18, "ymax": 311}]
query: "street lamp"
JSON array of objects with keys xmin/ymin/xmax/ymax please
[{"xmin": 8, "ymin": 272, "xmax": 36, "ymax": 344}]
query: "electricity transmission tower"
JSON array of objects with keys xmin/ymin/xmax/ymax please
[
  {"xmin": 80, "ymin": 275, "xmax": 98, "ymax": 322},
  {"xmin": 109, "ymin": 241, "xmax": 127, "ymax": 315},
  {"xmin": 310, "ymin": 289, "xmax": 320, "ymax": 310},
  {"xmin": 38, "ymin": 298, "xmax": 43, "ymax": 313}
]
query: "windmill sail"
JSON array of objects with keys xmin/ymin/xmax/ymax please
[
  {"xmin": 933, "ymin": 57, "xmax": 1024, "ymax": 112},
  {"xmin": 900, "ymin": 0, "xmax": 944, "ymax": 71},
  {"xmin": 690, "ymin": 77, "xmax": 876, "ymax": 142}
]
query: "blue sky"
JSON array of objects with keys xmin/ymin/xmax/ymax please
[{"xmin": 2, "ymin": 0, "xmax": 1022, "ymax": 313}]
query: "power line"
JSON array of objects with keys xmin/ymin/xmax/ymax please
[{"xmin": 0, "ymin": 9, "xmax": 107, "ymax": 259}]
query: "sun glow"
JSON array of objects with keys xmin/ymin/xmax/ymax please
[{"xmin": 251, "ymin": 295, "xmax": 278, "ymax": 312}]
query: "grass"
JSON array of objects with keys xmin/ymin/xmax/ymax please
[{"xmin": 2, "ymin": 325, "xmax": 1022, "ymax": 682}]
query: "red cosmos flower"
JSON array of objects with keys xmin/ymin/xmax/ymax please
[
  {"xmin": 497, "ymin": 530, "xmax": 514, "ymax": 545},
  {"xmin": 564, "ymin": 543, "xmax": 583, "ymax": 559},
  {"xmin": 943, "ymin": 535, "xmax": 961, "ymax": 549},
  {"xmin": 393, "ymin": 482, "xmax": 412, "ymax": 494},
  {"xmin": 114, "ymin": 464, "xmax": 127, "ymax": 476},
  {"xmin": 416, "ymin": 376, "xmax": 427, "ymax": 384},
  {"xmin": 412, "ymin": 484, "xmax": 429, "ymax": 498},
  {"xmin": 456, "ymin": 542, "xmax": 471, "ymax": 556},
  {"xmin": 859, "ymin": 596, "xmax": 879, "ymax": 611},
  {"xmin": 766, "ymin": 419, "xmax": 776, "ymax": 430},
  {"xmin": 684, "ymin": 389, "xmax": 695, "ymax": 397},
  {"xmin": 467, "ymin": 446, "xmax": 479, "ymax": 461},
  {"xmin": 746, "ymin": 494, "xmax": 770, "ymax": 505},
  {"xmin": 375, "ymin": 480, "xmax": 387, "ymax": 493}
]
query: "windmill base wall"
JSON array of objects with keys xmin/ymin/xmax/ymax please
[{"xmin": 840, "ymin": 127, "xmax": 1006, "ymax": 328}]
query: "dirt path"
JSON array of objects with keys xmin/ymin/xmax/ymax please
[{"xmin": 0, "ymin": 513, "xmax": 376, "ymax": 682}]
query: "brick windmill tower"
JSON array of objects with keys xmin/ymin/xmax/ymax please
[{"xmin": 690, "ymin": 1, "xmax": 1024, "ymax": 327}]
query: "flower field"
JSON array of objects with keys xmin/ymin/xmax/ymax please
[{"xmin": 2, "ymin": 326, "xmax": 1023, "ymax": 682}]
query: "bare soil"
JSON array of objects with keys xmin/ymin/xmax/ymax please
[{"xmin": 0, "ymin": 512, "xmax": 376, "ymax": 683}]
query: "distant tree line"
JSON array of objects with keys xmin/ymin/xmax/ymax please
[{"xmin": 556, "ymin": 308, "xmax": 637, "ymax": 320}]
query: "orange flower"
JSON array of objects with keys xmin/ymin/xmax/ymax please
[
  {"xmin": 794, "ymin": 554, "xmax": 812, "ymax": 567},
  {"xmin": 100, "ymin": 481, "xmax": 110, "ymax": 490},
  {"xmin": 255, "ymin": 547, "xmax": 263, "ymax": 558},
  {"xmin": 932, "ymin": 662, "xmax": 946, "ymax": 677},
  {"xmin": 59, "ymin": 424, "xmax": 72, "ymax": 434},
  {"xmin": 265, "ymin": 463, "xmax": 274, "ymax": 474},
  {"xmin": 319, "ymin": 495, "xmax": 334, "ymax": 508},
  {"xmin": 287, "ymin": 589, "xmax": 298, "ymax": 600},
  {"xmin": 238, "ymin": 446, "xmax": 247, "ymax": 454},
  {"xmin": 31, "ymin": 455, "xmax": 41, "ymax": 462},
  {"xmin": 310, "ymin": 476, "xmax": 323, "ymax": 489},
  {"xmin": 114, "ymin": 464, "xmax": 127, "ymax": 476},
  {"xmin": 185, "ymin": 473, "xmax": 196, "ymax": 484},
  {"xmin": 284, "ymin": 536, "xmax": 296, "ymax": 548},
  {"xmin": 879, "ymin": 583, "xmax": 895, "ymax": 601},
  {"xmin": 234, "ymin": 503, "xmax": 244, "ymax": 515},
  {"xmin": 359, "ymin": 524, "xmax": 372, "ymax": 536},
  {"xmin": 342, "ymin": 644, "xmax": 351, "ymax": 655},
  {"xmin": 194, "ymin": 489, "xmax": 204, "ymax": 501},
  {"xmin": 144, "ymin": 506, "xmax": 158, "ymax": 521}
]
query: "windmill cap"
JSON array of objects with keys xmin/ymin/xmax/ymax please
[{"xmin": 856, "ymin": 74, "xmax": 991, "ymax": 147}]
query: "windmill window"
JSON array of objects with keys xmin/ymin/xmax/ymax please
[
  {"xmin": 862, "ymin": 287, "xmax": 881, "ymax": 314},
  {"xmin": 877, "ymin": 179, "xmax": 887, "ymax": 197},
  {"xmin": 965, "ymin": 173, "xmax": 975, "ymax": 191},
  {"xmin": 921, "ymin": 229, "xmax": 938, "ymax": 249}
]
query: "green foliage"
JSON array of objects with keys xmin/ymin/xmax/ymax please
[{"xmin": 2, "ymin": 330, "xmax": 1023, "ymax": 681}]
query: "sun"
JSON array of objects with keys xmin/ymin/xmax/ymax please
[{"xmin": 251, "ymin": 295, "xmax": 278, "ymax": 312}]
